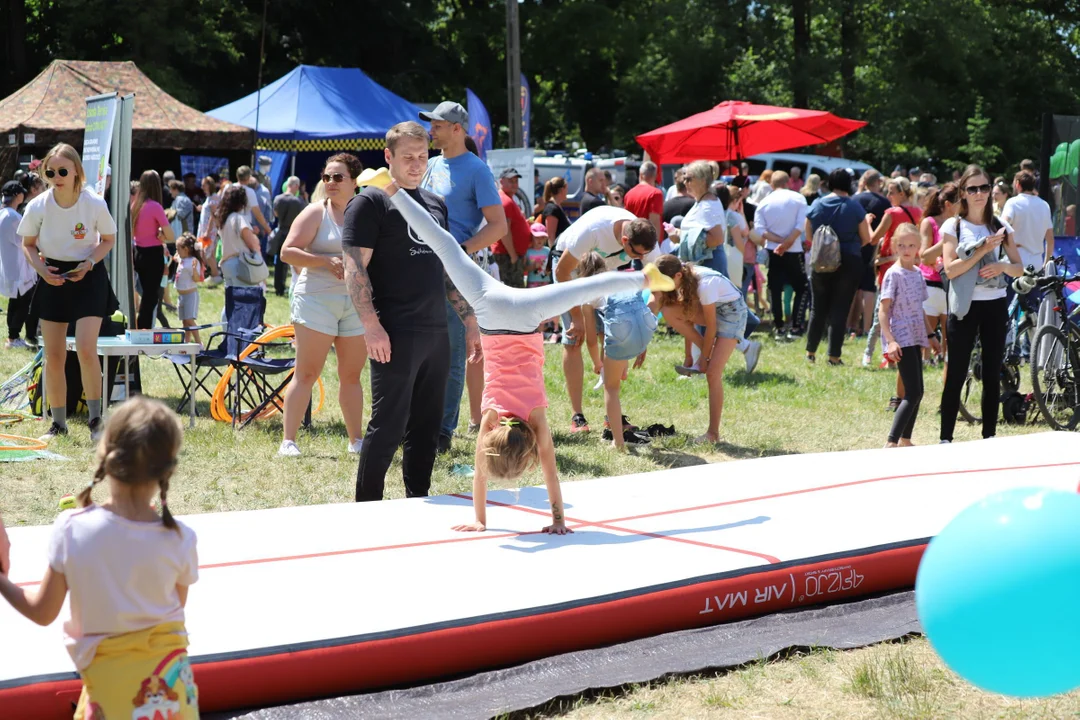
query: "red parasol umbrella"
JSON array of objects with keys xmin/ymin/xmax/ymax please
[{"xmin": 635, "ymin": 100, "xmax": 867, "ymax": 166}]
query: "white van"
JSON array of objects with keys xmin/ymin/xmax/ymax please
[
  {"xmin": 590, "ymin": 157, "xmax": 641, "ymax": 189},
  {"xmin": 534, "ymin": 155, "xmax": 590, "ymax": 220},
  {"xmin": 745, "ymin": 153, "xmax": 878, "ymax": 184}
]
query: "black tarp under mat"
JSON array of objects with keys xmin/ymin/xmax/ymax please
[{"xmin": 208, "ymin": 590, "xmax": 921, "ymax": 720}]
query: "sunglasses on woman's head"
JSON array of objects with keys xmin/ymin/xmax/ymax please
[
  {"xmin": 965, "ymin": 183, "xmax": 991, "ymax": 196},
  {"xmin": 44, "ymin": 168, "xmax": 70, "ymax": 179},
  {"xmin": 322, "ymin": 172, "xmax": 346, "ymax": 184}
]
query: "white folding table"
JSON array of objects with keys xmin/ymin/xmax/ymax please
[{"xmin": 59, "ymin": 335, "xmax": 201, "ymax": 427}]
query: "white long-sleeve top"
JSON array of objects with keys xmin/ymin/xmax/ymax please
[{"xmin": 0, "ymin": 205, "xmax": 36, "ymax": 298}]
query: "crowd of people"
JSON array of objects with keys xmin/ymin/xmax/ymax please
[{"xmin": 0, "ymin": 101, "xmax": 1062, "ymax": 717}]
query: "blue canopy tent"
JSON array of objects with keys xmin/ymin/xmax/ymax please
[{"xmin": 206, "ymin": 65, "xmax": 428, "ymax": 193}]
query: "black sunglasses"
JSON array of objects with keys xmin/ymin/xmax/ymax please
[
  {"xmin": 44, "ymin": 168, "xmax": 70, "ymax": 179},
  {"xmin": 322, "ymin": 172, "xmax": 346, "ymax": 184},
  {"xmin": 965, "ymin": 183, "xmax": 991, "ymax": 196}
]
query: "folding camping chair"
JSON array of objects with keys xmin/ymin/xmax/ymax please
[{"xmin": 168, "ymin": 286, "xmax": 266, "ymax": 417}]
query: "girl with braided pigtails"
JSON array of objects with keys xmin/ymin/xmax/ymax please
[
  {"xmin": 357, "ymin": 169, "xmax": 675, "ymax": 534},
  {"xmin": 0, "ymin": 397, "xmax": 201, "ymax": 719}
]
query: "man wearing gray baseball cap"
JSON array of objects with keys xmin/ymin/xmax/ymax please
[{"xmin": 419, "ymin": 100, "xmax": 507, "ymax": 453}]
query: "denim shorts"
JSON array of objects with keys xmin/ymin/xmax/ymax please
[
  {"xmin": 715, "ymin": 295, "xmax": 749, "ymax": 340},
  {"xmin": 602, "ymin": 292, "xmax": 657, "ymax": 361},
  {"xmin": 178, "ymin": 291, "xmax": 199, "ymax": 322},
  {"xmin": 291, "ymin": 292, "xmax": 365, "ymax": 338}
]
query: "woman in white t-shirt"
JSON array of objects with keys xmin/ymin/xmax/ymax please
[
  {"xmin": 939, "ymin": 165, "xmax": 1023, "ymax": 444},
  {"xmin": 670, "ymin": 160, "xmax": 729, "ymax": 277},
  {"xmin": 215, "ymin": 184, "xmax": 262, "ymax": 287},
  {"xmin": 0, "ymin": 397, "xmax": 200, "ymax": 719},
  {"xmin": 652, "ymin": 254, "xmax": 748, "ymax": 444},
  {"xmin": 17, "ymin": 143, "xmax": 118, "ymax": 443}
]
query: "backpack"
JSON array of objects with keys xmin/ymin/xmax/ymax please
[
  {"xmin": 809, "ymin": 203, "xmax": 843, "ymax": 274},
  {"xmin": 27, "ymin": 352, "xmax": 88, "ymax": 418}
]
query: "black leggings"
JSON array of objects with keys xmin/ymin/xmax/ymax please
[
  {"xmin": 806, "ymin": 254, "xmax": 862, "ymax": 358},
  {"xmin": 940, "ymin": 297, "xmax": 1008, "ymax": 442},
  {"xmin": 767, "ymin": 250, "xmax": 807, "ymax": 330},
  {"xmin": 888, "ymin": 347, "xmax": 924, "ymax": 442},
  {"xmin": 134, "ymin": 245, "xmax": 165, "ymax": 329},
  {"xmin": 6, "ymin": 289, "xmax": 34, "ymax": 341},
  {"xmin": 356, "ymin": 330, "xmax": 450, "ymax": 502}
]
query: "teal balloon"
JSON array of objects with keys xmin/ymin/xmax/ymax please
[{"xmin": 916, "ymin": 487, "xmax": 1080, "ymax": 698}]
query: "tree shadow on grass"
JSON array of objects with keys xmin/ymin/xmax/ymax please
[
  {"xmin": 554, "ymin": 453, "xmax": 611, "ymax": 478},
  {"xmin": 715, "ymin": 441, "xmax": 800, "ymax": 461},
  {"xmin": 725, "ymin": 371, "xmax": 797, "ymax": 388},
  {"xmin": 646, "ymin": 447, "xmax": 710, "ymax": 469}
]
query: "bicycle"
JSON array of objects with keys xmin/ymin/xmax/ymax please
[
  {"xmin": 1015, "ymin": 257, "xmax": 1080, "ymax": 431},
  {"xmin": 956, "ymin": 290, "xmax": 1030, "ymax": 425}
]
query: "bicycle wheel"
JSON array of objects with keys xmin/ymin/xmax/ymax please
[
  {"xmin": 1030, "ymin": 325, "xmax": 1080, "ymax": 431},
  {"xmin": 958, "ymin": 337, "xmax": 982, "ymax": 424}
]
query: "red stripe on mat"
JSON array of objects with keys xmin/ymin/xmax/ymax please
[
  {"xmin": 452, "ymin": 495, "xmax": 781, "ymax": 563},
  {"xmin": 14, "ymin": 459, "xmax": 1077, "ymax": 589},
  {"xmin": 594, "ymin": 460, "xmax": 1080, "ymax": 525}
]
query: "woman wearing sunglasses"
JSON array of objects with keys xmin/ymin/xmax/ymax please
[
  {"xmin": 938, "ymin": 164, "xmax": 1023, "ymax": 444},
  {"xmin": 16, "ymin": 143, "xmax": 118, "ymax": 443},
  {"xmin": 277, "ymin": 154, "xmax": 368, "ymax": 457}
]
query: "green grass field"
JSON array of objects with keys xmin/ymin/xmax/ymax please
[{"xmin": 2, "ymin": 285, "xmax": 1077, "ymax": 719}]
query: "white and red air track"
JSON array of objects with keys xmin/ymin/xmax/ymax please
[{"xmin": 2, "ymin": 432, "xmax": 1078, "ymax": 717}]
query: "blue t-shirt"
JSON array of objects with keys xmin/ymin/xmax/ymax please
[
  {"xmin": 807, "ymin": 195, "xmax": 866, "ymax": 257},
  {"xmin": 421, "ymin": 152, "xmax": 501, "ymax": 245}
]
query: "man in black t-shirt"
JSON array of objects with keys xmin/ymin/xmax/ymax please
[
  {"xmin": 852, "ymin": 170, "xmax": 890, "ymax": 231},
  {"xmin": 343, "ymin": 121, "xmax": 481, "ymax": 502}
]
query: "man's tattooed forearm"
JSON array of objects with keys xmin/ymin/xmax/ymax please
[
  {"xmin": 344, "ymin": 249, "xmax": 376, "ymax": 315},
  {"xmin": 445, "ymin": 272, "xmax": 475, "ymax": 321},
  {"xmin": 551, "ymin": 504, "xmax": 563, "ymax": 523}
]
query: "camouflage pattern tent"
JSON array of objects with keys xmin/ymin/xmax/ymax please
[{"xmin": 0, "ymin": 60, "xmax": 252, "ymax": 176}]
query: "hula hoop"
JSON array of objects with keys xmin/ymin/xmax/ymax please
[
  {"xmin": 210, "ymin": 324, "xmax": 325, "ymax": 424},
  {"xmin": 0, "ymin": 433, "xmax": 47, "ymax": 452}
]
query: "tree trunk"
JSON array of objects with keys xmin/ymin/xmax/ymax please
[
  {"xmin": 839, "ymin": 0, "xmax": 857, "ymax": 152},
  {"xmin": 792, "ymin": 0, "xmax": 811, "ymax": 108}
]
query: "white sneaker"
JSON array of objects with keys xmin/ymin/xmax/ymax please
[
  {"xmin": 862, "ymin": 353, "xmax": 872, "ymax": 368},
  {"xmin": 278, "ymin": 440, "xmax": 301, "ymax": 457},
  {"xmin": 347, "ymin": 437, "xmax": 364, "ymax": 454},
  {"xmin": 4, "ymin": 338, "xmax": 27, "ymax": 349},
  {"xmin": 206, "ymin": 276, "xmax": 224, "ymax": 287},
  {"xmin": 743, "ymin": 340, "xmax": 762, "ymax": 374}
]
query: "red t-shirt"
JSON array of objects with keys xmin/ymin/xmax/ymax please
[
  {"xmin": 494, "ymin": 190, "xmax": 532, "ymax": 256},
  {"xmin": 623, "ymin": 182, "xmax": 664, "ymax": 228},
  {"xmin": 876, "ymin": 205, "xmax": 923, "ymax": 288}
]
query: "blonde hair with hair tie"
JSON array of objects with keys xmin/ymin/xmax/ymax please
[
  {"xmin": 480, "ymin": 416, "xmax": 539, "ymax": 481},
  {"xmin": 78, "ymin": 397, "xmax": 184, "ymax": 533}
]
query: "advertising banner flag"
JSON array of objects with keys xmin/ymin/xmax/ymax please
[
  {"xmin": 466, "ymin": 88, "xmax": 493, "ymax": 161},
  {"xmin": 83, "ymin": 93, "xmax": 118, "ymax": 196},
  {"xmin": 520, "ymin": 73, "xmax": 531, "ymax": 148}
]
